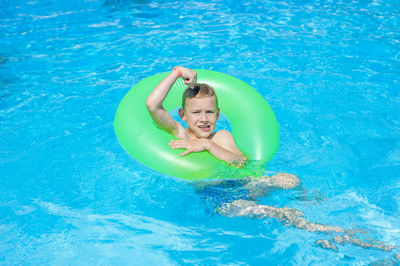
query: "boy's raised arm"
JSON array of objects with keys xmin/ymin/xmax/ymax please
[{"xmin": 145, "ymin": 67, "xmax": 197, "ymax": 138}]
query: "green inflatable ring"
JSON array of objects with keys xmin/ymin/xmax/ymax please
[{"xmin": 114, "ymin": 69, "xmax": 279, "ymax": 180}]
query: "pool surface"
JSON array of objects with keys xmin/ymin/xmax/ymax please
[{"xmin": 1, "ymin": 0, "xmax": 400, "ymax": 264}]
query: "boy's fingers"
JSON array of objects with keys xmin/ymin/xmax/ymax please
[
  {"xmin": 169, "ymin": 144, "xmax": 180, "ymax": 149},
  {"xmin": 184, "ymin": 79, "xmax": 194, "ymax": 87},
  {"xmin": 184, "ymin": 77, "xmax": 196, "ymax": 87},
  {"xmin": 169, "ymin": 143, "xmax": 190, "ymax": 149},
  {"xmin": 170, "ymin": 140, "xmax": 182, "ymax": 145},
  {"xmin": 171, "ymin": 140, "xmax": 189, "ymax": 145},
  {"xmin": 181, "ymin": 150, "xmax": 191, "ymax": 156}
]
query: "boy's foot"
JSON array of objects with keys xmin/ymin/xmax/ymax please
[
  {"xmin": 333, "ymin": 234, "xmax": 396, "ymax": 252},
  {"xmin": 245, "ymin": 173, "xmax": 300, "ymax": 198},
  {"xmin": 315, "ymin": 239, "xmax": 338, "ymax": 252}
]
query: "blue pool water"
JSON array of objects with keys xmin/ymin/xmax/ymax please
[{"xmin": 1, "ymin": 0, "xmax": 400, "ymax": 264}]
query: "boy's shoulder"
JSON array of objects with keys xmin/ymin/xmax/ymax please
[
  {"xmin": 213, "ymin": 129, "xmax": 232, "ymax": 137},
  {"xmin": 211, "ymin": 129, "xmax": 235, "ymax": 143},
  {"xmin": 212, "ymin": 129, "xmax": 243, "ymax": 155}
]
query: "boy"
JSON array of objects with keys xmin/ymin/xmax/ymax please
[
  {"xmin": 145, "ymin": 67, "xmax": 396, "ymax": 252},
  {"xmin": 145, "ymin": 67, "xmax": 396, "ymax": 253},
  {"xmin": 145, "ymin": 66, "xmax": 247, "ymax": 166}
]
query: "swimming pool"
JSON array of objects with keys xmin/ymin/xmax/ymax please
[{"xmin": 1, "ymin": 0, "xmax": 399, "ymax": 264}]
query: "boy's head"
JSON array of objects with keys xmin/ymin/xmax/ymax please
[
  {"xmin": 179, "ymin": 83, "xmax": 220, "ymax": 139},
  {"xmin": 181, "ymin": 83, "xmax": 218, "ymax": 109}
]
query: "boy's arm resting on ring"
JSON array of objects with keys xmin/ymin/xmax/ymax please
[
  {"xmin": 207, "ymin": 129, "xmax": 248, "ymax": 167},
  {"xmin": 169, "ymin": 130, "xmax": 248, "ymax": 167}
]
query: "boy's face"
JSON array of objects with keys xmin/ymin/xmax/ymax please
[{"xmin": 179, "ymin": 96, "xmax": 220, "ymax": 139}]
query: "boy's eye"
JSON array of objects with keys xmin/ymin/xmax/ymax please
[{"xmin": 207, "ymin": 111, "xmax": 214, "ymax": 113}]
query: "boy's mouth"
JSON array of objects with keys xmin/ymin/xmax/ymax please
[{"xmin": 198, "ymin": 125, "xmax": 211, "ymax": 132}]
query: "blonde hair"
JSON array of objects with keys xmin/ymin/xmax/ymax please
[{"xmin": 182, "ymin": 83, "xmax": 218, "ymax": 109}]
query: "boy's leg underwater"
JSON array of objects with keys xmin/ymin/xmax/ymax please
[
  {"xmin": 245, "ymin": 173, "xmax": 300, "ymax": 198},
  {"xmin": 218, "ymin": 199, "xmax": 344, "ymax": 233},
  {"xmin": 219, "ymin": 199, "xmax": 396, "ymax": 252}
]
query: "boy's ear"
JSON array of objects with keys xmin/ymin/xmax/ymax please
[
  {"xmin": 216, "ymin": 108, "xmax": 220, "ymax": 120},
  {"xmin": 178, "ymin": 108, "xmax": 186, "ymax": 121}
]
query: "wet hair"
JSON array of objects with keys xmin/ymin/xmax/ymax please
[{"xmin": 182, "ymin": 83, "xmax": 218, "ymax": 109}]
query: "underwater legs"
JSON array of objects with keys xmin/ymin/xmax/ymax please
[
  {"xmin": 218, "ymin": 199, "xmax": 344, "ymax": 233},
  {"xmin": 218, "ymin": 173, "xmax": 396, "ymax": 252},
  {"xmin": 218, "ymin": 199, "xmax": 396, "ymax": 252}
]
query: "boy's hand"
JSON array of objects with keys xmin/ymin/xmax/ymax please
[
  {"xmin": 175, "ymin": 67, "xmax": 197, "ymax": 88},
  {"xmin": 169, "ymin": 139, "xmax": 210, "ymax": 156}
]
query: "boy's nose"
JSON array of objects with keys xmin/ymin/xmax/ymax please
[{"xmin": 200, "ymin": 112, "xmax": 208, "ymax": 121}]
